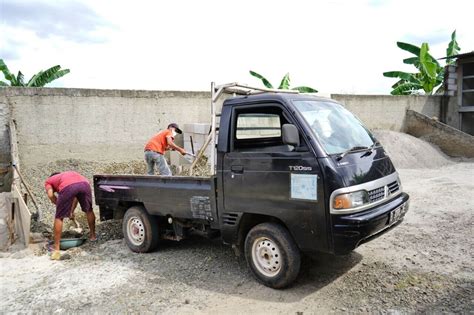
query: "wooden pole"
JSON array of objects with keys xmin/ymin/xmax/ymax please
[
  {"xmin": 189, "ymin": 133, "xmax": 212, "ymax": 176},
  {"xmin": 12, "ymin": 164, "xmax": 41, "ymax": 219}
]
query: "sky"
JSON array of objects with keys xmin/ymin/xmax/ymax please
[{"xmin": 0, "ymin": 0, "xmax": 473, "ymax": 95}]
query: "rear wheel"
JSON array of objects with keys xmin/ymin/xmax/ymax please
[
  {"xmin": 123, "ymin": 206, "xmax": 159, "ymax": 253},
  {"xmin": 244, "ymin": 222, "xmax": 301, "ymax": 289}
]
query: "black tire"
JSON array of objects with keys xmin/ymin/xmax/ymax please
[
  {"xmin": 244, "ymin": 222, "xmax": 301, "ymax": 289},
  {"xmin": 122, "ymin": 206, "xmax": 159, "ymax": 253}
]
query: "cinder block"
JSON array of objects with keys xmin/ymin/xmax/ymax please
[
  {"xmin": 183, "ymin": 123, "xmax": 210, "ymax": 135},
  {"xmin": 185, "ymin": 133, "xmax": 207, "ymax": 145},
  {"xmin": 183, "ymin": 124, "xmax": 195, "ymax": 133},
  {"xmin": 193, "ymin": 123, "xmax": 211, "ymax": 135},
  {"xmin": 447, "ymin": 65, "xmax": 456, "ymax": 73}
]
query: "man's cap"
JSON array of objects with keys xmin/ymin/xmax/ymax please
[{"xmin": 167, "ymin": 123, "xmax": 182, "ymax": 134}]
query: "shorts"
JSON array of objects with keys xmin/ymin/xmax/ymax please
[{"xmin": 55, "ymin": 182, "xmax": 93, "ymax": 219}]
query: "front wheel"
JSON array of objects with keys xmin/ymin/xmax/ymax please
[
  {"xmin": 244, "ymin": 222, "xmax": 301, "ymax": 289},
  {"xmin": 123, "ymin": 206, "xmax": 159, "ymax": 253}
]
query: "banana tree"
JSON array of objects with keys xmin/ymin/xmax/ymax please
[
  {"xmin": 249, "ymin": 71, "xmax": 318, "ymax": 93},
  {"xmin": 0, "ymin": 59, "xmax": 70, "ymax": 87},
  {"xmin": 383, "ymin": 30, "xmax": 460, "ymax": 95},
  {"xmin": 446, "ymin": 30, "xmax": 461, "ymax": 65}
]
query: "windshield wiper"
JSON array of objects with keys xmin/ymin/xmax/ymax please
[
  {"xmin": 360, "ymin": 142, "xmax": 377, "ymax": 158},
  {"xmin": 336, "ymin": 146, "xmax": 370, "ymax": 161}
]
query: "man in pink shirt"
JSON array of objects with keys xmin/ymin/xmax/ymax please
[{"xmin": 44, "ymin": 171, "xmax": 96, "ymax": 260}]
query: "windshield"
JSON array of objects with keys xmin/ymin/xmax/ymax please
[{"xmin": 293, "ymin": 100, "xmax": 375, "ymax": 155}]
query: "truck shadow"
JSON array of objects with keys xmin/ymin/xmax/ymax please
[{"xmin": 134, "ymin": 236, "xmax": 362, "ymax": 303}]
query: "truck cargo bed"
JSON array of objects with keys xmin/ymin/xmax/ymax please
[{"xmin": 94, "ymin": 175, "xmax": 218, "ymax": 226}]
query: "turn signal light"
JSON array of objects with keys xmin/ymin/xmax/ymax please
[
  {"xmin": 333, "ymin": 190, "xmax": 369, "ymax": 210},
  {"xmin": 333, "ymin": 194, "xmax": 352, "ymax": 209}
]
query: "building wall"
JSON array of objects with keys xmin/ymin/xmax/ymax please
[
  {"xmin": 0, "ymin": 88, "xmax": 448, "ymax": 170},
  {"xmin": 331, "ymin": 94, "xmax": 441, "ymax": 131},
  {"xmin": 0, "ymin": 88, "xmax": 212, "ymax": 167},
  {"xmin": 0, "ymin": 101, "xmax": 11, "ymax": 192}
]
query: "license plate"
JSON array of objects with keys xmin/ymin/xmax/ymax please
[{"xmin": 388, "ymin": 204, "xmax": 407, "ymax": 225}]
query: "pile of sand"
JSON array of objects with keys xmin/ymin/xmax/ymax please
[{"xmin": 372, "ymin": 130, "xmax": 452, "ymax": 169}]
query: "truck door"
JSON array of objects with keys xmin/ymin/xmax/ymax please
[{"xmin": 222, "ymin": 104, "xmax": 328, "ymax": 252}]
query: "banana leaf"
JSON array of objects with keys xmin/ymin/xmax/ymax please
[
  {"xmin": 391, "ymin": 82, "xmax": 421, "ymax": 95},
  {"xmin": 391, "ymin": 79, "xmax": 405, "ymax": 89},
  {"xmin": 249, "ymin": 70, "xmax": 273, "ymax": 89},
  {"xmin": 446, "ymin": 30, "xmax": 461, "ymax": 65},
  {"xmin": 434, "ymin": 85, "xmax": 444, "ymax": 94},
  {"xmin": 27, "ymin": 71, "xmax": 43, "ymax": 87},
  {"xmin": 292, "ymin": 86, "xmax": 318, "ymax": 93},
  {"xmin": 0, "ymin": 59, "xmax": 17, "ymax": 86},
  {"xmin": 422, "ymin": 80, "xmax": 435, "ymax": 94},
  {"xmin": 419, "ymin": 43, "xmax": 437, "ymax": 79},
  {"xmin": 28, "ymin": 66, "xmax": 70, "ymax": 87},
  {"xmin": 16, "ymin": 71, "xmax": 25, "ymax": 86},
  {"xmin": 397, "ymin": 42, "xmax": 420, "ymax": 56},
  {"xmin": 278, "ymin": 73, "xmax": 290, "ymax": 89},
  {"xmin": 403, "ymin": 57, "xmax": 419, "ymax": 65},
  {"xmin": 0, "ymin": 81, "xmax": 9, "ymax": 86},
  {"xmin": 41, "ymin": 68, "xmax": 70, "ymax": 86},
  {"xmin": 383, "ymin": 71, "xmax": 418, "ymax": 83}
]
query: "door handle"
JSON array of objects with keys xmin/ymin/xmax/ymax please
[{"xmin": 231, "ymin": 165, "xmax": 244, "ymax": 173}]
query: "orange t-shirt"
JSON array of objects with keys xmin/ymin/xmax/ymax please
[{"xmin": 144, "ymin": 129, "xmax": 173, "ymax": 154}]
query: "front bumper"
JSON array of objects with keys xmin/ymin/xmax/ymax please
[{"xmin": 331, "ymin": 192, "xmax": 409, "ymax": 255}]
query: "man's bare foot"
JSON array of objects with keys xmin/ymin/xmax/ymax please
[{"xmin": 89, "ymin": 234, "xmax": 98, "ymax": 242}]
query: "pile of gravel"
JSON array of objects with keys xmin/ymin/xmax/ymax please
[
  {"xmin": 22, "ymin": 159, "xmax": 146, "ymax": 237},
  {"xmin": 372, "ymin": 130, "xmax": 452, "ymax": 169},
  {"xmin": 22, "ymin": 157, "xmax": 211, "ymax": 238}
]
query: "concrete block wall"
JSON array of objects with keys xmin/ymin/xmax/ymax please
[
  {"xmin": 0, "ymin": 101, "xmax": 12, "ymax": 192},
  {"xmin": 331, "ymin": 94, "xmax": 442, "ymax": 132},
  {"xmin": 0, "ymin": 88, "xmax": 457, "ymax": 172},
  {"xmin": 0, "ymin": 88, "xmax": 212, "ymax": 168},
  {"xmin": 0, "ymin": 192, "xmax": 12, "ymax": 250}
]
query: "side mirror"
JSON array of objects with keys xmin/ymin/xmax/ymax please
[{"xmin": 282, "ymin": 124, "xmax": 300, "ymax": 147}]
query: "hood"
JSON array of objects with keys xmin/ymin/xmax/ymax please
[{"xmin": 330, "ymin": 146, "xmax": 396, "ymax": 187}]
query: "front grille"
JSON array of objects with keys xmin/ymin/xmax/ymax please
[
  {"xmin": 388, "ymin": 181, "xmax": 400, "ymax": 194},
  {"xmin": 368, "ymin": 186, "xmax": 385, "ymax": 203}
]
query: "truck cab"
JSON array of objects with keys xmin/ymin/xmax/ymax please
[
  {"xmin": 217, "ymin": 93, "xmax": 408, "ymax": 256},
  {"xmin": 94, "ymin": 84, "xmax": 409, "ymax": 289}
]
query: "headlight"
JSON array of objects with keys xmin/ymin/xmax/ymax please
[{"xmin": 333, "ymin": 190, "xmax": 369, "ymax": 210}]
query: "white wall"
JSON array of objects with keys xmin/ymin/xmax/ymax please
[
  {"xmin": 331, "ymin": 94, "xmax": 441, "ymax": 131},
  {"xmin": 0, "ymin": 88, "xmax": 444, "ymax": 169},
  {"xmin": 1, "ymin": 88, "xmax": 212, "ymax": 167}
]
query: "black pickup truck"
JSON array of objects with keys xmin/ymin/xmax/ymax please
[{"xmin": 94, "ymin": 91, "xmax": 409, "ymax": 288}]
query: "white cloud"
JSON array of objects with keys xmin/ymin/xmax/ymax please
[{"xmin": 1, "ymin": 0, "xmax": 473, "ymax": 93}]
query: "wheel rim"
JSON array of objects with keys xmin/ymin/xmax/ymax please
[
  {"xmin": 127, "ymin": 216, "xmax": 145, "ymax": 246},
  {"xmin": 251, "ymin": 237, "xmax": 282, "ymax": 277}
]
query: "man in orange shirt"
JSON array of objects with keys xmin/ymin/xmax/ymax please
[{"xmin": 144, "ymin": 123, "xmax": 187, "ymax": 175}]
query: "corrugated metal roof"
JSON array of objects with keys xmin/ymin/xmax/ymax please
[{"xmin": 439, "ymin": 51, "xmax": 474, "ymax": 60}]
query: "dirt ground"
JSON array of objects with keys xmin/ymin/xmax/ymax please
[{"xmin": 0, "ymin": 134, "xmax": 473, "ymax": 313}]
